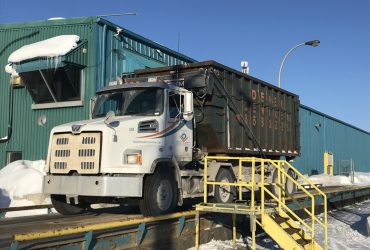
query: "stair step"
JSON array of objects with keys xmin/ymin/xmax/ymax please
[
  {"xmin": 296, "ymin": 238, "xmax": 311, "ymax": 246},
  {"xmin": 284, "ymin": 227, "xmax": 300, "ymax": 235},
  {"xmin": 273, "ymin": 215, "xmax": 289, "ymax": 224}
]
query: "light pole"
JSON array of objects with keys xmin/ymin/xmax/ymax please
[{"xmin": 278, "ymin": 40, "xmax": 320, "ymax": 88}]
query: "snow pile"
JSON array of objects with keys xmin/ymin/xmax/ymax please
[
  {"xmin": 303, "ymin": 174, "xmax": 352, "ymax": 186},
  {"xmin": 313, "ymin": 200, "xmax": 370, "ymax": 249},
  {"xmin": 7, "ymin": 35, "xmax": 80, "ymax": 63},
  {"xmin": 354, "ymin": 172, "xmax": 370, "ymax": 184},
  {"xmin": 0, "ymin": 160, "xmax": 51, "ymax": 217},
  {"xmin": 189, "ymin": 200, "xmax": 370, "ymax": 250},
  {"xmin": 300, "ymin": 172, "xmax": 370, "ymax": 187}
]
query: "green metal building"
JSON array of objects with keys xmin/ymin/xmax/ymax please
[
  {"xmin": 0, "ymin": 16, "xmax": 195, "ymax": 167},
  {"xmin": 295, "ymin": 105, "xmax": 370, "ymax": 175}
]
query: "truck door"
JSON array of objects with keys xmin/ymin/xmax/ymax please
[{"xmin": 166, "ymin": 90, "xmax": 193, "ymax": 162}]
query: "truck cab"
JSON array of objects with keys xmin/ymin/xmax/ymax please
[{"xmin": 44, "ymin": 81, "xmax": 200, "ymax": 216}]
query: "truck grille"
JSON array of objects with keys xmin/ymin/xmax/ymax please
[{"xmin": 49, "ymin": 132, "xmax": 101, "ymax": 174}]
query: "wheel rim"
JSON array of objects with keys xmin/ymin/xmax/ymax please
[
  {"xmin": 156, "ymin": 179, "xmax": 173, "ymax": 211},
  {"xmin": 219, "ymin": 178, "xmax": 231, "ymax": 203}
]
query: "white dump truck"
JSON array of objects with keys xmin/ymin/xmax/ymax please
[{"xmin": 43, "ymin": 61, "xmax": 300, "ymax": 216}]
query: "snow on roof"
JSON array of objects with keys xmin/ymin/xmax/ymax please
[
  {"xmin": 4, "ymin": 63, "xmax": 16, "ymax": 75},
  {"xmin": 8, "ymin": 35, "xmax": 80, "ymax": 63}
]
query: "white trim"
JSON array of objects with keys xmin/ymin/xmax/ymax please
[{"xmin": 32, "ymin": 100, "xmax": 84, "ymax": 109}]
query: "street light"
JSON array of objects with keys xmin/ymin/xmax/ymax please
[{"xmin": 277, "ymin": 40, "xmax": 320, "ymax": 88}]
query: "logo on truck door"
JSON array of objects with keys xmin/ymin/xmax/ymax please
[{"xmin": 137, "ymin": 119, "xmax": 186, "ymax": 139}]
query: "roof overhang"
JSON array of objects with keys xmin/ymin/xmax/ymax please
[{"xmin": 6, "ymin": 35, "xmax": 88, "ymax": 74}]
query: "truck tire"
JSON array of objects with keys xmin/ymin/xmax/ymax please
[
  {"xmin": 285, "ymin": 169, "xmax": 297, "ymax": 195},
  {"xmin": 270, "ymin": 169, "xmax": 297, "ymax": 197},
  {"xmin": 139, "ymin": 169, "xmax": 178, "ymax": 216},
  {"xmin": 51, "ymin": 194, "xmax": 88, "ymax": 215},
  {"xmin": 270, "ymin": 169, "xmax": 279, "ymax": 198},
  {"xmin": 213, "ymin": 168, "xmax": 236, "ymax": 203}
]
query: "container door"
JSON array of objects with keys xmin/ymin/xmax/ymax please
[{"xmin": 166, "ymin": 90, "xmax": 193, "ymax": 162}]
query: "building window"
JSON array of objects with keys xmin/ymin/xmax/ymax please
[{"xmin": 19, "ymin": 65, "xmax": 83, "ymax": 108}]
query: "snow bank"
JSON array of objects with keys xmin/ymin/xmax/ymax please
[
  {"xmin": 8, "ymin": 35, "xmax": 80, "ymax": 63},
  {"xmin": 188, "ymin": 201, "xmax": 370, "ymax": 250},
  {"xmin": 0, "ymin": 160, "xmax": 51, "ymax": 217},
  {"xmin": 299, "ymin": 172, "xmax": 370, "ymax": 187}
]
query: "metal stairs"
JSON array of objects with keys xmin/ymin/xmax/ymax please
[
  {"xmin": 261, "ymin": 209, "xmax": 323, "ymax": 250},
  {"xmin": 195, "ymin": 156, "xmax": 328, "ymax": 250}
]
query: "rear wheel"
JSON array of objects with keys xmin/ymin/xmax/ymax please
[
  {"xmin": 270, "ymin": 168, "xmax": 297, "ymax": 197},
  {"xmin": 139, "ymin": 169, "xmax": 178, "ymax": 216},
  {"xmin": 285, "ymin": 169, "xmax": 297, "ymax": 195},
  {"xmin": 51, "ymin": 194, "xmax": 89, "ymax": 215},
  {"xmin": 212, "ymin": 168, "xmax": 236, "ymax": 203}
]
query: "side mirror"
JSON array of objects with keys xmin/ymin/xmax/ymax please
[
  {"xmin": 182, "ymin": 92, "xmax": 194, "ymax": 121},
  {"xmin": 104, "ymin": 111, "xmax": 116, "ymax": 125}
]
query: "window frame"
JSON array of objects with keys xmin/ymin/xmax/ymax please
[
  {"xmin": 30, "ymin": 68, "xmax": 85, "ymax": 110},
  {"xmin": 167, "ymin": 90, "xmax": 184, "ymax": 121}
]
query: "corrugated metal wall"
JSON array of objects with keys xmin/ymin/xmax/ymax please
[
  {"xmin": 0, "ymin": 17, "xmax": 195, "ymax": 167},
  {"xmin": 0, "ymin": 18, "xmax": 95, "ymax": 167},
  {"xmin": 294, "ymin": 105, "xmax": 370, "ymax": 175}
]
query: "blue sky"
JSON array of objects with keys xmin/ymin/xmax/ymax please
[{"xmin": 0, "ymin": 0, "xmax": 369, "ymax": 131}]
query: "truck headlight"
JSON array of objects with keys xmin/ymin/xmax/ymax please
[{"xmin": 124, "ymin": 150, "xmax": 142, "ymax": 165}]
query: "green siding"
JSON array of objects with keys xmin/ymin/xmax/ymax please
[
  {"xmin": 0, "ymin": 17, "xmax": 195, "ymax": 167},
  {"xmin": 0, "ymin": 20, "xmax": 95, "ymax": 166},
  {"xmin": 294, "ymin": 105, "xmax": 370, "ymax": 175}
]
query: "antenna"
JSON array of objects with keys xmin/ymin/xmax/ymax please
[
  {"xmin": 175, "ymin": 32, "xmax": 181, "ymax": 86},
  {"xmin": 98, "ymin": 13, "xmax": 137, "ymax": 18},
  {"xmin": 177, "ymin": 32, "xmax": 180, "ymax": 53}
]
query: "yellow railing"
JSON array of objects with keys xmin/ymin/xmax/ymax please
[{"xmin": 203, "ymin": 156, "xmax": 328, "ymax": 250}]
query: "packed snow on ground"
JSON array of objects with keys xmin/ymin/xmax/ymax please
[
  {"xmin": 188, "ymin": 200, "xmax": 370, "ymax": 250},
  {"xmin": 0, "ymin": 160, "xmax": 51, "ymax": 217},
  {"xmin": 301, "ymin": 172, "xmax": 370, "ymax": 187},
  {"xmin": 7, "ymin": 35, "xmax": 80, "ymax": 63}
]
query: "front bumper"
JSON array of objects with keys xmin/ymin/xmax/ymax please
[{"xmin": 43, "ymin": 175, "xmax": 143, "ymax": 197}]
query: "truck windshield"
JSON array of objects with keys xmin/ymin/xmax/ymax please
[{"xmin": 92, "ymin": 88, "xmax": 164, "ymax": 118}]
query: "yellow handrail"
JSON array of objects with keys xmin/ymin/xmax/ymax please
[
  {"xmin": 202, "ymin": 156, "xmax": 328, "ymax": 250},
  {"xmin": 281, "ymin": 160, "xmax": 328, "ymax": 249}
]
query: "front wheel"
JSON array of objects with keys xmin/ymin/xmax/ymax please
[
  {"xmin": 139, "ymin": 169, "xmax": 178, "ymax": 216},
  {"xmin": 212, "ymin": 168, "xmax": 236, "ymax": 203},
  {"xmin": 51, "ymin": 194, "xmax": 89, "ymax": 215}
]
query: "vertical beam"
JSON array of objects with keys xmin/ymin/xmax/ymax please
[
  {"xmin": 238, "ymin": 159, "xmax": 242, "ymax": 200},
  {"xmin": 177, "ymin": 216, "xmax": 185, "ymax": 237},
  {"xmin": 282, "ymin": 162, "xmax": 286, "ymax": 205},
  {"xmin": 195, "ymin": 210, "xmax": 200, "ymax": 250},
  {"xmin": 250, "ymin": 213, "xmax": 256, "ymax": 250},
  {"xmin": 278, "ymin": 162, "xmax": 282, "ymax": 212},
  {"xmin": 251, "ymin": 158, "xmax": 255, "ymax": 210},
  {"xmin": 261, "ymin": 160, "xmax": 265, "ymax": 216},
  {"xmin": 204, "ymin": 156, "xmax": 208, "ymax": 203},
  {"xmin": 324, "ymin": 151, "xmax": 328, "ymax": 175},
  {"xmin": 232, "ymin": 213, "xmax": 236, "ymax": 248},
  {"xmin": 84, "ymin": 231, "xmax": 93, "ymax": 250},
  {"xmin": 10, "ymin": 241, "xmax": 18, "ymax": 250},
  {"xmin": 137, "ymin": 223, "xmax": 146, "ymax": 246}
]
